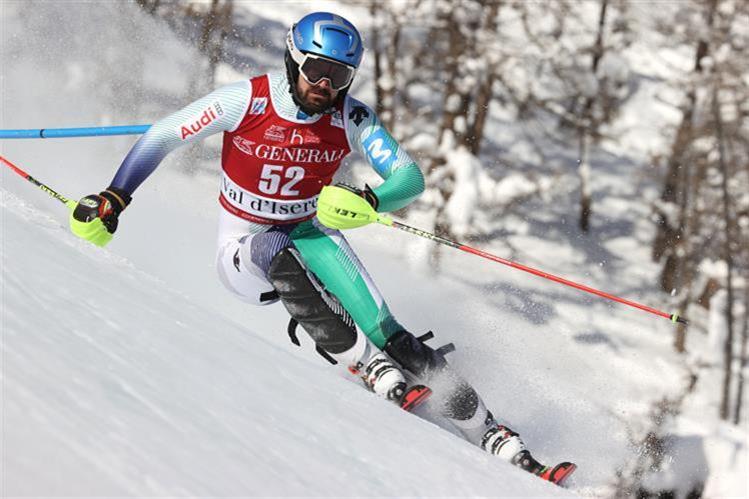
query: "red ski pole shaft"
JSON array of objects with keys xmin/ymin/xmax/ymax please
[
  {"xmin": 389, "ymin": 220, "xmax": 688, "ymax": 325},
  {"xmin": 0, "ymin": 153, "xmax": 75, "ymax": 208}
]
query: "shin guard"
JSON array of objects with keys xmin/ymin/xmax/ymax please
[{"xmin": 268, "ymin": 248, "xmax": 357, "ymax": 355}]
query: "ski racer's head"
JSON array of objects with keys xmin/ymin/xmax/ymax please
[{"xmin": 285, "ymin": 12, "xmax": 363, "ymax": 115}]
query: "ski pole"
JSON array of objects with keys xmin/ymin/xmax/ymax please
[
  {"xmin": 0, "ymin": 154, "xmax": 76, "ymax": 210},
  {"xmin": 385, "ymin": 219, "xmax": 688, "ymax": 324},
  {"xmin": 317, "ymin": 185, "xmax": 688, "ymax": 325},
  {"xmin": 0, "ymin": 124, "xmax": 151, "ymax": 139}
]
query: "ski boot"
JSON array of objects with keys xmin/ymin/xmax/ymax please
[
  {"xmin": 482, "ymin": 424, "xmax": 577, "ymax": 487},
  {"xmin": 352, "ymin": 352, "xmax": 432, "ymax": 412},
  {"xmin": 359, "ymin": 352, "xmax": 407, "ymax": 401}
]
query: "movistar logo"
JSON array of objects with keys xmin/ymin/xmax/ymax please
[
  {"xmin": 366, "ymin": 139, "xmax": 392, "ymax": 163},
  {"xmin": 362, "ymin": 128, "xmax": 396, "ymax": 175}
]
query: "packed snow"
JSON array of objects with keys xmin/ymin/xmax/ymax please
[{"xmin": 1, "ymin": 190, "xmax": 576, "ymax": 497}]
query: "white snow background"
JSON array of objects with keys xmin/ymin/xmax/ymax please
[{"xmin": 1, "ymin": 1, "xmax": 746, "ymax": 497}]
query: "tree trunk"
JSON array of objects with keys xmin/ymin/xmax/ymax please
[
  {"xmin": 714, "ymin": 83, "xmax": 736, "ymax": 420},
  {"xmin": 438, "ymin": 16, "xmax": 466, "ymax": 148},
  {"xmin": 468, "ymin": 74, "xmax": 494, "ymax": 155},
  {"xmin": 438, "ymin": 1, "xmax": 483, "ymax": 150},
  {"xmin": 673, "ymin": 286, "xmax": 694, "ymax": 353},
  {"xmin": 370, "ymin": 1, "xmax": 385, "ymax": 118},
  {"xmin": 384, "ymin": 26, "xmax": 401, "ymax": 132},
  {"xmin": 653, "ymin": 0, "xmax": 717, "ymax": 283},
  {"xmin": 576, "ymin": 0, "xmax": 608, "ymax": 234},
  {"xmin": 669, "ymin": 127, "xmax": 709, "ymax": 351},
  {"xmin": 432, "ymin": 8, "xmax": 465, "ymax": 246},
  {"xmin": 466, "ymin": 1, "xmax": 500, "ymax": 155},
  {"xmin": 578, "ymin": 132, "xmax": 592, "ymax": 233},
  {"xmin": 734, "ymin": 281, "xmax": 748, "ymax": 424}
]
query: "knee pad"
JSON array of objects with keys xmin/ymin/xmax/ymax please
[{"xmin": 268, "ymin": 248, "xmax": 357, "ymax": 355}]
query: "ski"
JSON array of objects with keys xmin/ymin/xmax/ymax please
[{"xmin": 537, "ymin": 461, "xmax": 577, "ymax": 487}]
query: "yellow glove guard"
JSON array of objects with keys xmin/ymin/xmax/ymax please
[
  {"xmin": 316, "ymin": 185, "xmax": 393, "ymax": 230},
  {"xmin": 69, "ymin": 213, "xmax": 113, "ymax": 247}
]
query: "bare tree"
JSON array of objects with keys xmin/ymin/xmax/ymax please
[
  {"xmin": 735, "ymin": 281, "xmax": 749, "ymax": 424},
  {"xmin": 186, "ymin": 0, "xmax": 234, "ymax": 96},
  {"xmin": 136, "ymin": 0, "xmax": 235, "ymax": 97},
  {"xmin": 428, "ymin": 0, "xmax": 504, "ymax": 247},
  {"xmin": 508, "ymin": 0, "xmax": 632, "ymax": 233},
  {"xmin": 651, "ymin": 0, "xmax": 749, "ymax": 360},
  {"xmin": 369, "ymin": 1, "xmax": 404, "ymax": 133},
  {"xmin": 713, "ymin": 83, "xmax": 737, "ymax": 420},
  {"xmin": 652, "ymin": 0, "xmax": 717, "ymax": 293},
  {"xmin": 576, "ymin": 0, "xmax": 608, "ymax": 233}
]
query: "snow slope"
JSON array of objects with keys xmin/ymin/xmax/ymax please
[{"xmin": 0, "ymin": 190, "xmax": 573, "ymax": 497}]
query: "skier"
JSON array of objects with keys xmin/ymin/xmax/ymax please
[{"xmin": 69, "ymin": 12, "xmax": 574, "ymax": 485}]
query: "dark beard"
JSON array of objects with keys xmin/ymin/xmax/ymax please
[{"xmin": 300, "ymin": 87, "xmax": 335, "ymax": 115}]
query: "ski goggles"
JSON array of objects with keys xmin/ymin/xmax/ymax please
[{"xmin": 297, "ymin": 54, "xmax": 356, "ymax": 90}]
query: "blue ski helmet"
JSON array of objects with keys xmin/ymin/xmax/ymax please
[{"xmin": 285, "ymin": 12, "xmax": 363, "ymax": 113}]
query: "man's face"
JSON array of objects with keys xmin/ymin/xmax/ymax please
[{"xmin": 296, "ymin": 74, "xmax": 339, "ymax": 114}]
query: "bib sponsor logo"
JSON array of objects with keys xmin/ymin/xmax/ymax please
[
  {"xmin": 179, "ymin": 103, "xmax": 223, "ymax": 140},
  {"xmin": 233, "ymin": 136, "xmax": 256, "ymax": 155},
  {"xmin": 290, "ymin": 129, "xmax": 304, "ymax": 145},
  {"xmin": 304, "ymin": 130, "xmax": 321, "ymax": 144},
  {"xmin": 250, "ymin": 97, "xmax": 268, "ymax": 115},
  {"xmin": 331, "ymin": 110, "xmax": 344, "ymax": 128},
  {"xmin": 221, "ymin": 174, "xmax": 318, "ymax": 221},
  {"xmin": 362, "ymin": 129, "xmax": 397, "ymax": 175},
  {"xmin": 263, "ymin": 125, "xmax": 286, "ymax": 142},
  {"xmin": 226, "ymin": 141, "xmax": 347, "ymax": 164}
]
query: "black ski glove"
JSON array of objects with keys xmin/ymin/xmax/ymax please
[
  {"xmin": 70, "ymin": 186, "xmax": 131, "ymax": 246},
  {"xmin": 334, "ymin": 183, "xmax": 379, "ymax": 211}
]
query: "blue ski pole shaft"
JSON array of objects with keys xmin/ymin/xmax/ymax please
[{"xmin": 0, "ymin": 125, "xmax": 151, "ymax": 139}]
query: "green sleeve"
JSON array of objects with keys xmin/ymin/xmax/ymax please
[
  {"xmin": 344, "ymin": 97, "xmax": 425, "ymax": 213},
  {"xmin": 372, "ymin": 162, "xmax": 425, "ymax": 212}
]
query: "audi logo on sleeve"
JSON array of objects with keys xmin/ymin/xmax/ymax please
[{"xmin": 179, "ymin": 102, "xmax": 224, "ymax": 140}]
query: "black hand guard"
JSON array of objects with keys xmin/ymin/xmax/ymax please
[
  {"xmin": 72, "ymin": 186, "xmax": 132, "ymax": 234},
  {"xmin": 334, "ymin": 183, "xmax": 379, "ymax": 211}
]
